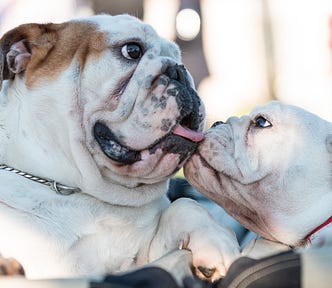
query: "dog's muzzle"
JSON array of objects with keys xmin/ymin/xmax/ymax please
[{"xmin": 94, "ymin": 64, "xmax": 204, "ymax": 165}]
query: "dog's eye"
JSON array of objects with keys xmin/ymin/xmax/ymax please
[
  {"xmin": 253, "ymin": 116, "xmax": 272, "ymax": 128},
  {"xmin": 121, "ymin": 43, "xmax": 143, "ymax": 60}
]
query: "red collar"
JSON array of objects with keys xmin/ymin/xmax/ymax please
[{"xmin": 304, "ymin": 215, "xmax": 332, "ymax": 242}]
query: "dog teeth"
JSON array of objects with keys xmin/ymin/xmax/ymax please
[
  {"xmin": 94, "ymin": 121, "xmax": 141, "ymax": 164},
  {"xmin": 106, "ymin": 140, "xmax": 129, "ymax": 158}
]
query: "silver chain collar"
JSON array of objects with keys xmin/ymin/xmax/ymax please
[{"xmin": 0, "ymin": 164, "xmax": 81, "ymax": 195}]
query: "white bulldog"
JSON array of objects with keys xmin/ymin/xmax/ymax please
[
  {"xmin": 0, "ymin": 15, "xmax": 239, "ymax": 281},
  {"xmin": 185, "ymin": 101, "xmax": 332, "ymax": 249}
]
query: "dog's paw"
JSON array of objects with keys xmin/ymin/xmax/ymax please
[
  {"xmin": 149, "ymin": 198, "xmax": 240, "ymax": 282},
  {"xmin": 0, "ymin": 256, "xmax": 25, "ymax": 276},
  {"xmin": 180, "ymin": 226, "xmax": 240, "ymax": 282}
]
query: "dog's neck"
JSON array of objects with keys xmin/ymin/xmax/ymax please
[
  {"xmin": 0, "ymin": 163, "xmax": 81, "ymax": 195},
  {"xmin": 0, "ymin": 80, "xmax": 78, "ymax": 182}
]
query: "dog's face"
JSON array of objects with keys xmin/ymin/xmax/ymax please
[
  {"xmin": 0, "ymin": 15, "xmax": 205, "ymax": 205},
  {"xmin": 185, "ymin": 101, "xmax": 332, "ymax": 245}
]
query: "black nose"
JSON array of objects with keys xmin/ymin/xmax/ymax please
[
  {"xmin": 165, "ymin": 65, "xmax": 179, "ymax": 80},
  {"xmin": 211, "ymin": 121, "xmax": 224, "ymax": 128},
  {"xmin": 164, "ymin": 64, "xmax": 201, "ymax": 131},
  {"xmin": 164, "ymin": 64, "xmax": 190, "ymax": 86}
]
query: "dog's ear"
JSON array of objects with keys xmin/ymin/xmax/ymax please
[
  {"xmin": 327, "ymin": 134, "xmax": 332, "ymax": 154},
  {"xmin": 0, "ymin": 23, "xmax": 57, "ymax": 90}
]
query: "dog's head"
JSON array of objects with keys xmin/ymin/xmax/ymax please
[
  {"xmin": 184, "ymin": 101, "xmax": 332, "ymax": 245},
  {"xmin": 0, "ymin": 15, "xmax": 205, "ymax": 205}
]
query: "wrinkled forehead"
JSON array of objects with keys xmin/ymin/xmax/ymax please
[{"xmin": 77, "ymin": 14, "xmax": 181, "ymax": 61}]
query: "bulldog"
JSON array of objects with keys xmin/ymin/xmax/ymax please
[
  {"xmin": 0, "ymin": 14, "xmax": 239, "ymax": 281},
  {"xmin": 185, "ymin": 101, "xmax": 332, "ymax": 249}
]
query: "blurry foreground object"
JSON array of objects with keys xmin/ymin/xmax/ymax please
[{"xmin": 0, "ymin": 255, "xmax": 24, "ymax": 276}]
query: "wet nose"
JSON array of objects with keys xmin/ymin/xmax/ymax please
[
  {"xmin": 164, "ymin": 64, "xmax": 202, "ymax": 131},
  {"xmin": 164, "ymin": 64, "xmax": 179, "ymax": 80},
  {"xmin": 164, "ymin": 64, "xmax": 190, "ymax": 86}
]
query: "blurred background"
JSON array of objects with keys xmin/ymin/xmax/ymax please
[{"xmin": 0, "ymin": 0, "xmax": 331, "ymax": 125}]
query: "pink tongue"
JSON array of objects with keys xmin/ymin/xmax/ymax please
[{"xmin": 172, "ymin": 124, "xmax": 204, "ymax": 142}]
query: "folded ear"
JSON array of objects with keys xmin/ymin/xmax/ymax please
[
  {"xmin": 6, "ymin": 40, "xmax": 31, "ymax": 74},
  {"xmin": 0, "ymin": 23, "xmax": 56, "ymax": 90}
]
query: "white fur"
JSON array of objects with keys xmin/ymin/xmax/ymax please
[
  {"xmin": 185, "ymin": 101, "xmax": 332, "ymax": 247},
  {"xmin": 0, "ymin": 15, "xmax": 239, "ymax": 281}
]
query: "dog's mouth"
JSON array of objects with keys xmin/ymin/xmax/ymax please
[
  {"xmin": 94, "ymin": 120, "xmax": 204, "ymax": 165},
  {"xmin": 93, "ymin": 64, "xmax": 205, "ymax": 166}
]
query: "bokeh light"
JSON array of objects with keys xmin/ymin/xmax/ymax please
[{"xmin": 176, "ymin": 8, "xmax": 201, "ymax": 41}]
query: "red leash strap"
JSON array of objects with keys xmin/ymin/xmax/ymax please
[{"xmin": 304, "ymin": 216, "xmax": 332, "ymax": 242}]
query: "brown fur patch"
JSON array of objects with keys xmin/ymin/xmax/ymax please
[
  {"xmin": 0, "ymin": 255, "xmax": 25, "ymax": 276},
  {"xmin": 0, "ymin": 21, "xmax": 108, "ymax": 87}
]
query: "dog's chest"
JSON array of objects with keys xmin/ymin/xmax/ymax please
[{"xmin": 0, "ymin": 181, "xmax": 158, "ymax": 278}]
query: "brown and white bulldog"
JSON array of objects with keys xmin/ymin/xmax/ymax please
[
  {"xmin": 0, "ymin": 15, "xmax": 239, "ymax": 281},
  {"xmin": 185, "ymin": 101, "xmax": 332, "ymax": 251}
]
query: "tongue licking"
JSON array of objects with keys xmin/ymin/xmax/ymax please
[{"xmin": 172, "ymin": 124, "xmax": 204, "ymax": 142}]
